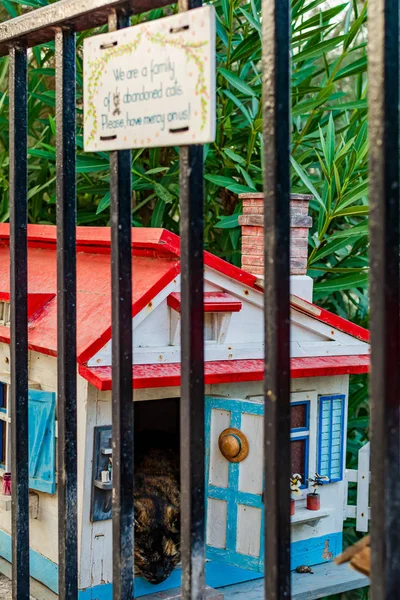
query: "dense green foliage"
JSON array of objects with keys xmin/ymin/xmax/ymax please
[
  {"xmin": 0, "ymin": 1, "xmax": 369, "ymax": 596},
  {"xmin": 0, "ymin": 1, "xmax": 368, "ymax": 315}
]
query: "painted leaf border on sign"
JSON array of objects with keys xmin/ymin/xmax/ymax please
[{"xmin": 85, "ymin": 29, "xmax": 209, "ymax": 145}]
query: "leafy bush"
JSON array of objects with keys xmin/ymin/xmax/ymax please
[
  {"xmin": 0, "ymin": 2, "xmax": 370, "ymax": 594},
  {"xmin": 0, "ymin": 1, "xmax": 368, "ymax": 291}
]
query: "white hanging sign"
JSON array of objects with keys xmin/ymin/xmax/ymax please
[{"xmin": 83, "ymin": 6, "xmax": 216, "ymax": 151}]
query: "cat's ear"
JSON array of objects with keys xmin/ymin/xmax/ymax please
[
  {"xmin": 166, "ymin": 505, "xmax": 180, "ymax": 532},
  {"xmin": 134, "ymin": 500, "xmax": 145, "ymax": 530}
]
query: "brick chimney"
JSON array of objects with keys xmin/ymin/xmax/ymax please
[{"xmin": 238, "ymin": 193, "xmax": 313, "ymax": 301}]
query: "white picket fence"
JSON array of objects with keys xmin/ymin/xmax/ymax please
[{"xmin": 344, "ymin": 441, "xmax": 371, "ymax": 532}]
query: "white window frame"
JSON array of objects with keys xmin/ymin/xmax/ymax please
[
  {"xmin": 0, "ymin": 378, "xmax": 42, "ymax": 475},
  {"xmin": 290, "ymin": 391, "xmax": 317, "ymax": 496}
]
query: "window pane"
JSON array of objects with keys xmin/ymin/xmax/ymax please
[
  {"xmin": 291, "ymin": 438, "xmax": 306, "ymax": 483},
  {"xmin": 291, "ymin": 403, "xmax": 307, "ymax": 430},
  {"xmin": 204, "ymin": 313, "xmax": 216, "ymax": 341},
  {"xmin": 0, "ymin": 383, "xmax": 5, "ymax": 410}
]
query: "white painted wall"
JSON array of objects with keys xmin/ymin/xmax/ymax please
[
  {"xmin": 0, "ymin": 334, "xmax": 351, "ymax": 586},
  {"xmin": 0, "ymin": 345, "xmax": 90, "ymax": 584},
  {"xmin": 79, "ymin": 384, "xmax": 113, "ymax": 589},
  {"xmin": 291, "ymin": 275, "xmax": 313, "ymax": 303},
  {"xmin": 86, "ymin": 375, "xmax": 349, "ymax": 581},
  {"xmin": 89, "ymin": 268, "xmax": 369, "ymax": 367},
  {"xmin": 0, "ymin": 347, "xmax": 59, "ymax": 565},
  {"xmin": 205, "ymin": 376, "xmax": 349, "ymax": 554}
]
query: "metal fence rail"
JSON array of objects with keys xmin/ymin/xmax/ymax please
[
  {"xmin": 1, "ymin": 0, "xmax": 398, "ymax": 599},
  {"xmin": 108, "ymin": 7, "xmax": 135, "ymax": 599},
  {"xmin": 178, "ymin": 0, "xmax": 206, "ymax": 597},
  {"xmin": 262, "ymin": 1, "xmax": 291, "ymax": 599},
  {"xmin": 368, "ymin": 0, "xmax": 400, "ymax": 597},
  {"xmin": 9, "ymin": 43, "xmax": 29, "ymax": 600},
  {"xmin": 55, "ymin": 25, "xmax": 78, "ymax": 600}
]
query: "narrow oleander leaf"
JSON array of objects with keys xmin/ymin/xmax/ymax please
[
  {"xmin": 290, "ymin": 156, "xmax": 326, "ymax": 212},
  {"xmin": 219, "ymin": 67, "xmax": 258, "ymax": 97}
]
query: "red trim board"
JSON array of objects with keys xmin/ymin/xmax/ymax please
[
  {"xmin": 290, "ymin": 295, "xmax": 369, "ymax": 343},
  {"xmin": 168, "ymin": 292, "xmax": 242, "ymax": 313},
  {"xmin": 79, "ymin": 355, "xmax": 370, "ymax": 391}
]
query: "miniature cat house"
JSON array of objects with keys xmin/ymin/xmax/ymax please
[{"xmin": 0, "ymin": 195, "xmax": 370, "ymax": 598}]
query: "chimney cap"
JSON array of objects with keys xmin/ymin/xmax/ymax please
[
  {"xmin": 238, "ymin": 193, "xmax": 313, "ymax": 229},
  {"xmin": 238, "ymin": 192, "xmax": 313, "ymax": 201}
]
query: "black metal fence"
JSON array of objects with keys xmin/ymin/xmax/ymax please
[
  {"xmin": 369, "ymin": 1, "xmax": 400, "ymax": 599},
  {"xmin": 0, "ymin": 0, "xmax": 398, "ymax": 598}
]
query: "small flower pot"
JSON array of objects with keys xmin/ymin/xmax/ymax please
[
  {"xmin": 2, "ymin": 472, "xmax": 11, "ymax": 496},
  {"xmin": 290, "ymin": 498, "xmax": 295, "ymax": 516},
  {"xmin": 306, "ymin": 493, "xmax": 320, "ymax": 511}
]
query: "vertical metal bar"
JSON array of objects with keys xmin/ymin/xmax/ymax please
[
  {"xmin": 179, "ymin": 147, "xmax": 205, "ymax": 600},
  {"xmin": 9, "ymin": 44, "xmax": 30, "ymax": 600},
  {"xmin": 179, "ymin": 145, "xmax": 205, "ymax": 600},
  {"xmin": 369, "ymin": 1, "xmax": 400, "ymax": 598},
  {"xmin": 262, "ymin": 0, "xmax": 291, "ymax": 598},
  {"xmin": 56, "ymin": 27, "xmax": 78, "ymax": 600},
  {"xmin": 108, "ymin": 10, "xmax": 134, "ymax": 600},
  {"xmin": 178, "ymin": 2, "xmax": 205, "ymax": 599}
]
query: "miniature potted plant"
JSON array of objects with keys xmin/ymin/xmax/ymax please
[
  {"xmin": 290, "ymin": 473, "xmax": 302, "ymax": 515},
  {"xmin": 307, "ymin": 473, "xmax": 329, "ymax": 510}
]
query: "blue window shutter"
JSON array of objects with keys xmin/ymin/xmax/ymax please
[
  {"xmin": 318, "ymin": 394, "xmax": 345, "ymax": 482},
  {"xmin": 28, "ymin": 389, "xmax": 56, "ymax": 494}
]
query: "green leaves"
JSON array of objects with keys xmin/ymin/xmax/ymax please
[
  {"xmin": 96, "ymin": 192, "xmax": 110, "ymax": 215},
  {"xmin": 0, "ymin": 0, "xmax": 370, "ymax": 320},
  {"xmin": 215, "ymin": 214, "xmax": 240, "ymax": 229},
  {"xmin": 335, "ymin": 181, "xmax": 369, "ymax": 211},
  {"xmin": 288, "ymin": 0, "xmax": 370, "ymax": 324},
  {"xmin": 230, "ymin": 32, "xmax": 261, "ymax": 64},
  {"xmin": 153, "ymin": 183, "xmax": 174, "ymax": 204},
  {"xmin": 343, "ymin": 3, "xmax": 367, "ymax": 51},
  {"xmin": 292, "ymin": 36, "xmax": 346, "ymax": 64},
  {"xmin": 205, "ymin": 174, "xmax": 256, "ymax": 194},
  {"xmin": 314, "ymin": 272, "xmax": 368, "ymax": 296},
  {"xmin": 290, "ymin": 156, "xmax": 326, "ymax": 212},
  {"xmin": 219, "ymin": 68, "xmax": 257, "ymax": 97},
  {"xmin": 151, "ymin": 198, "xmax": 166, "ymax": 227}
]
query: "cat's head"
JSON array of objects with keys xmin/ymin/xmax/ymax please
[{"xmin": 134, "ymin": 498, "xmax": 181, "ymax": 584}]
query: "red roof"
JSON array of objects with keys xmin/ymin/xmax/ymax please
[
  {"xmin": 0, "ymin": 224, "xmax": 370, "ymax": 388},
  {"xmin": 0, "ymin": 225, "xmax": 181, "ymax": 362}
]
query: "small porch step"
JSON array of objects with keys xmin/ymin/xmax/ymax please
[
  {"xmin": 220, "ymin": 562, "xmax": 369, "ymax": 600},
  {"xmin": 141, "ymin": 586, "xmax": 223, "ymax": 600}
]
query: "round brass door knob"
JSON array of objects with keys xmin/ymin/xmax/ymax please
[{"xmin": 218, "ymin": 428, "xmax": 249, "ymax": 463}]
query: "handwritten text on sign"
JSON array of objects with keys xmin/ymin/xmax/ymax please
[{"xmin": 83, "ymin": 6, "xmax": 216, "ymax": 151}]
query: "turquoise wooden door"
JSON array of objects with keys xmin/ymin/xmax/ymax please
[
  {"xmin": 205, "ymin": 396, "xmax": 264, "ymax": 572},
  {"xmin": 205, "ymin": 393, "xmax": 346, "ymax": 573}
]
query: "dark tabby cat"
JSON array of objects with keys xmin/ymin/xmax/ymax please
[{"xmin": 134, "ymin": 433, "xmax": 180, "ymax": 584}]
